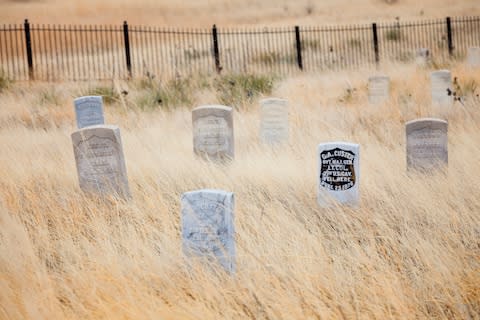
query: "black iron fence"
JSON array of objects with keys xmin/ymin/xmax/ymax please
[{"xmin": 0, "ymin": 16, "xmax": 479, "ymax": 81}]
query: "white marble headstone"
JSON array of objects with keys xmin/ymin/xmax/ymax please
[
  {"xmin": 406, "ymin": 118, "xmax": 448, "ymax": 171},
  {"xmin": 415, "ymin": 48, "xmax": 430, "ymax": 66},
  {"xmin": 431, "ymin": 70, "xmax": 453, "ymax": 107},
  {"xmin": 192, "ymin": 105, "xmax": 234, "ymax": 161},
  {"xmin": 260, "ymin": 98, "xmax": 289, "ymax": 145},
  {"xmin": 71, "ymin": 125, "xmax": 130, "ymax": 198},
  {"xmin": 368, "ymin": 76, "xmax": 390, "ymax": 105},
  {"xmin": 467, "ymin": 47, "xmax": 480, "ymax": 68},
  {"xmin": 181, "ymin": 189, "xmax": 235, "ymax": 273},
  {"xmin": 74, "ymin": 96, "xmax": 105, "ymax": 129},
  {"xmin": 317, "ymin": 142, "xmax": 360, "ymax": 207}
]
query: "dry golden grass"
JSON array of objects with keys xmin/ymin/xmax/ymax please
[
  {"xmin": 0, "ymin": 62, "xmax": 479, "ymax": 319},
  {"xmin": 1, "ymin": 0, "xmax": 480, "ymax": 26}
]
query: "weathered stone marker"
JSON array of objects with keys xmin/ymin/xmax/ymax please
[
  {"xmin": 317, "ymin": 142, "xmax": 360, "ymax": 207},
  {"xmin": 368, "ymin": 76, "xmax": 390, "ymax": 105},
  {"xmin": 71, "ymin": 125, "xmax": 130, "ymax": 198},
  {"xmin": 181, "ymin": 189, "xmax": 235, "ymax": 273},
  {"xmin": 74, "ymin": 96, "xmax": 105, "ymax": 129},
  {"xmin": 431, "ymin": 70, "xmax": 453, "ymax": 107},
  {"xmin": 260, "ymin": 98, "xmax": 289, "ymax": 145},
  {"xmin": 415, "ymin": 48, "xmax": 430, "ymax": 66},
  {"xmin": 406, "ymin": 118, "xmax": 448, "ymax": 171},
  {"xmin": 192, "ymin": 105, "xmax": 234, "ymax": 160},
  {"xmin": 467, "ymin": 47, "xmax": 480, "ymax": 67}
]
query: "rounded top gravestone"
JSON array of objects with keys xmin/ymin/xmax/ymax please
[
  {"xmin": 368, "ymin": 75, "xmax": 390, "ymax": 105},
  {"xmin": 406, "ymin": 118, "xmax": 448, "ymax": 172},
  {"xmin": 74, "ymin": 96, "xmax": 105, "ymax": 129},
  {"xmin": 71, "ymin": 125, "xmax": 130, "ymax": 199},
  {"xmin": 415, "ymin": 48, "xmax": 430, "ymax": 66},
  {"xmin": 259, "ymin": 98, "xmax": 289, "ymax": 145},
  {"xmin": 430, "ymin": 70, "xmax": 453, "ymax": 108},
  {"xmin": 193, "ymin": 105, "xmax": 232, "ymax": 113},
  {"xmin": 181, "ymin": 189, "xmax": 235, "ymax": 273},
  {"xmin": 317, "ymin": 142, "xmax": 360, "ymax": 207},
  {"xmin": 467, "ymin": 47, "xmax": 480, "ymax": 67},
  {"xmin": 192, "ymin": 105, "xmax": 234, "ymax": 161}
]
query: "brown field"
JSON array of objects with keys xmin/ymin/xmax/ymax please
[
  {"xmin": 1, "ymin": 1, "xmax": 480, "ymax": 319},
  {"xmin": 0, "ymin": 0, "xmax": 479, "ymax": 26}
]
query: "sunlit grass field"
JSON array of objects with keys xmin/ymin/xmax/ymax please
[{"xmin": 0, "ymin": 61, "xmax": 479, "ymax": 318}]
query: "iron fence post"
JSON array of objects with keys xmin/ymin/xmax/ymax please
[
  {"xmin": 24, "ymin": 19, "xmax": 34, "ymax": 80},
  {"xmin": 123, "ymin": 21, "xmax": 132, "ymax": 78},
  {"xmin": 212, "ymin": 24, "xmax": 221, "ymax": 73},
  {"xmin": 295, "ymin": 26, "xmax": 303, "ymax": 70},
  {"xmin": 372, "ymin": 23, "xmax": 380, "ymax": 65},
  {"xmin": 446, "ymin": 17, "xmax": 454, "ymax": 57}
]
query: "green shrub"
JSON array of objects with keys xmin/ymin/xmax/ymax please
[
  {"xmin": 81, "ymin": 85, "xmax": 119, "ymax": 105},
  {"xmin": 337, "ymin": 86, "xmax": 357, "ymax": 104},
  {"xmin": 348, "ymin": 39, "xmax": 362, "ymax": 49},
  {"xmin": 385, "ymin": 28, "xmax": 401, "ymax": 41},
  {"xmin": 253, "ymin": 52, "xmax": 282, "ymax": 65},
  {"xmin": 0, "ymin": 70, "xmax": 12, "ymax": 92},
  {"xmin": 214, "ymin": 73, "xmax": 276, "ymax": 108},
  {"xmin": 301, "ymin": 39, "xmax": 322, "ymax": 50},
  {"xmin": 184, "ymin": 48, "xmax": 210, "ymax": 61},
  {"xmin": 430, "ymin": 59, "xmax": 452, "ymax": 70},
  {"xmin": 453, "ymin": 78, "xmax": 478, "ymax": 98},
  {"xmin": 253, "ymin": 51, "xmax": 296, "ymax": 65},
  {"xmin": 135, "ymin": 75, "xmax": 156, "ymax": 90},
  {"xmin": 136, "ymin": 77, "xmax": 193, "ymax": 110}
]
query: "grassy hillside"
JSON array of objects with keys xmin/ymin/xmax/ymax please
[{"xmin": 0, "ymin": 62, "xmax": 479, "ymax": 319}]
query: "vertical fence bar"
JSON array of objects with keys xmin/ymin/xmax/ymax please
[
  {"xmin": 62, "ymin": 25, "xmax": 69, "ymax": 80},
  {"xmin": 372, "ymin": 22, "xmax": 379, "ymax": 65},
  {"xmin": 106, "ymin": 25, "xmax": 113, "ymax": 79},
  {"xmin": 13, "ymin": 24, "xmax": 20, "ymax": 78},
  {"xmin": 240, "ymin": 27, "xmax": 248, "ymax": 73},
  {"xmin": 79, "ymin": 25, "xmax": 87, "ymax": 79},
  {"xmin": 86, "ymin": 25, "xmax": 93, "ymax": 80},
  {"xmin": 281, "ymin": 28, "xmax": 290, "ymax": 74},
  {"xmin": 253, "ymin": 28, "xmax": 262, "ymax": 73},
  {"xmin": 166, "ymin": 27, "xmax": 173, "ymax": 79},
  {"xmin": 7, "ymin": 25, "xmax": 13, "ymax": 77},
  {"xmin": 0, "ymin": 25, "xmax": 6, "ymax": 77},
  {"xmin": 34, "ymin": 24, "xmax": 41, "ymax": 79},
  {"xmin": 446, "ymin": 17, "xmax": 454, "ymax": 57},
  {"xmin": 123, "ymin": 21, "xmax": 132, "ymax": 78},
  {"xmin": 212, "ymin": 24, "xmax": 221, "ymax": 73},
  {"xmin": 93, "ymin": 25, "xmax": 100, "ymax": 79},
  {"xmin": 53, "ymin": 25, "xmax": 60, "ymax": 80},
  {"xmin": 294, "ymin": 25, "xmax": 303, "ymax": 70},
  {"xmin": 24, "ymin": 19, "xmax": 34, "ymax": 79},
  {"xmin": 74, "ymin": 25, "xmax": 81, "ymax": 80},
  {"xmin": 47, "ymin": 24, "xmax": 53, "ymax": 80}
]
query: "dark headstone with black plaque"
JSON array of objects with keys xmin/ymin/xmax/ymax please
[{"xmin": 317, "ymin": 142, "xmax": 360, "ymax": 207}]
